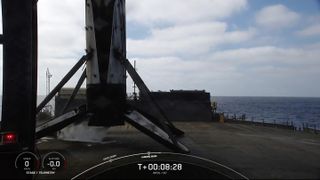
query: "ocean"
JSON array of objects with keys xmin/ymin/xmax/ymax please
[{"xmin": 213, "ymin": 96, "xmax": 320, "ymax": 130}]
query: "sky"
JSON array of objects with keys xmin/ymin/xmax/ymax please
[{"xmin": 1, "ymin": 0, "xmax": 320, "ymax": 97}]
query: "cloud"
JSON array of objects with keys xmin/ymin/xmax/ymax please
[
  {"xmin": 127, "ymin": 22, "xmax": 255, "ymax": 57},
  {"xmin": 210, "ymin": 46, "xmax": 320, "ymax": 66},
  {"xmin": 127, "ymin": 0, "xmax": 248, "ymax": 26},
  {"xmin": 255, "ymin": 4, "xmax": 300, "ymax": 30},
  {"xmin": 127, "ymin": 44, "xmax": 320, "ymax": 97},
  {"xmin": 296, "ymin": 24, "xmax": 320, "ymax": 37}
]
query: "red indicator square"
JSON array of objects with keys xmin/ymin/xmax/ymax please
[{"xmin": 3, "ymin": 132, "xmax": 17, "ymax": 144}]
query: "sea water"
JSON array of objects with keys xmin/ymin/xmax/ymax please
[{"xmin": 213, "ymin": 96, "xmax": 320, "ymax": 130}]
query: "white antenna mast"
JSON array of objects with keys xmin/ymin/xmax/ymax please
[{"xmin": 46, "ymin": 68, "xmax": 52, "ymax": 95}]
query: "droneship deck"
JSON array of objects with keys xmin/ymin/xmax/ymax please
[{"xmin": 36, "ymin": 121, "xmax": 320, "ymax": 179}]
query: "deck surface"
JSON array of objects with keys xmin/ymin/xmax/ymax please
[{"xmin": 37, "ymin": 122, "xmax": 320, "ymax": 179}]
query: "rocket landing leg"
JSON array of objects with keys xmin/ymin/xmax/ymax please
[{"xmin": 125, "ymin": 110, "xmax": 189, "ymax": 153}]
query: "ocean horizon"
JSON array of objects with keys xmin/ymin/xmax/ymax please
[{"xmin": 213, "ymin": 96, "xmax": 320, "ymax": 130}]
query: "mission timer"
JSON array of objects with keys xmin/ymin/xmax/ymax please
[{"xmin": 138, "ymin": 163, "xmax": 183, "ymax": 171}]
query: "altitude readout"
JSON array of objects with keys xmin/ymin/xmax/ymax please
[
  {"xmin": 138, "ymin": 163, "xmax": 182, "ymax": 171},
  {"xmin": 42, "ymin": 152, "xmax": 66, "ymax": 171},
  {"xmin": 15, "ymin": 152, "xmax": 39, "ymax": 172}
]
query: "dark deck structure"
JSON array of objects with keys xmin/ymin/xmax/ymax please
[
  {"xmin": 134, "ymin": 90, "xmax": 213, "ymax": 122},
  {"xmin": 55, "ymin": 89, "xmax": 213, "ymax": 122}
]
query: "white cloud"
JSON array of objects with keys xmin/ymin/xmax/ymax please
[
  {"xmin": 296, "ymin": 24, "xmax": 320, "ymax": 37},
  {"xmin": 127, "ymin": 45, "xmax": 320, "ymax": 96},
  {"xmin": 127, "ymin": 0, "xmax": 248, "ymax": 25},
  {"xmin": 128, "ymin": 22, "xmax": 255, "ymax": 57},
  {"xmin": 126, "ymin": 0, "xmax": 254, "ymax": 58},
  {"xmin": 255, "ymin": 4, "xmax": 300, "ymax": 29},
  {"xmin": 210, "ymin": 46, "xmax": 320, "ymax": 66}
]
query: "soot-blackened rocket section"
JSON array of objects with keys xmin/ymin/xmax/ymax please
[{"xmin": 86, "ymin": 0, "xmax": 127, "ymax": 127}]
